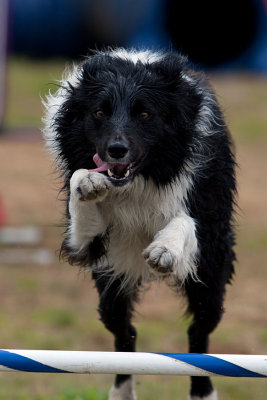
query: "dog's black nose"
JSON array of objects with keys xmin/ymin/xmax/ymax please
[{"xmin": 107, "ymin": 142, "xmax": 129, "ymax": 159}]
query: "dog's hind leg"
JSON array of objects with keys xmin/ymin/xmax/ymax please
[
  {"xmin": 184, "ymin": 280, "xmax": 226, "ymax": 400},
  {"xmin": 93, "ymin": 271, "xmax": 139, "ymax": 400}
]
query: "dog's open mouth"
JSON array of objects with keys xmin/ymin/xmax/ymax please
[{"xmin": 88, "ymin": 154, "xmax": 135, "ymax": 186}]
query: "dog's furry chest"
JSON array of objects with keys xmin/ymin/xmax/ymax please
[
  {"xmin": 100, "ymin": 194, "xmax": 166, "ymax": 283},
  {"xmin": 101, "ymin": 177, "xmax": 181, "ymax": 241},
  {"xmin": 102, "ymin": 191, "xmax": 164, "ymax": 253},
  {"xmin": 97, "ymin": 177, "xmax": 190, "ymax": 283},
  {"xmin": 106, "ymin": 196, "xmax": 164, "ymax": 238}
]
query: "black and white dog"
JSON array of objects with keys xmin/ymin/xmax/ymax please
[{"xmin": 43, "ymin": 49, "xmax": 236, "ymax": 400}]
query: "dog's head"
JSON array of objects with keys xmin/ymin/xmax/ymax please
[{"xmin": 44, "ymin": 50, "xmax": 204, "ymax": 187}]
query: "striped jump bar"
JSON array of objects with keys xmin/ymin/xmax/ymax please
[{"xmin": 0, "ymin": 350, "xmax": 267, "ymax": 377}]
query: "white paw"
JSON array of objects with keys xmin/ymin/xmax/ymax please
[
  {"xmin": 143, "ymin": 241, "xmax": 176, "ymax": 275},
  {"xmin": 143, "ymin": 235, "xmax": 197, "ymax": 282},
  {"xmin": 70, "ymin": 169, "xmax": 110, "ymax": 202},
  {"xmin": 109, "ymin": 378, "xmax": 137, "ymax": 400},
  {"xmin": 189, "ymin": 390, "xmax": 218, "ymax": 400}
]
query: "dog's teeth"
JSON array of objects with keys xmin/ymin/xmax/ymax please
[
  {"xmin": 107, "ymin": 169, "xmax": 114, "ymax": 177},
  {"xmin": 124, "ymin": 169, "xmax": 130, "ymax": 177}
]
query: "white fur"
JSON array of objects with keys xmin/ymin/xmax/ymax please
[
  {"xmin": 196, "ymin": 89, "xmax": 225, "ymax": 137},
  {"xmin": 42, "ymin": 63, "xmax": 81, "ymax": 165},
  {"xmin": 181, "ymin": 70, "xmax": 224, "ymax": 139},
  {"xmin": 68, "ymin": 169, "xmax": 110, "ymax": 252},
  {"xmin": 109, "ymin": 377, "xmax": 137, "ymax": 400},
  {"xmin": 143, "ymin": 214, "xmax": 198, "ymax": 282},
  {"xmin": 68, "ymin": 169, "xmax": 198, "ymax": 289},
  {"xmin": 181, "ymin": 72, "xmax": 196, "ymax": 85},
  {"xmin": 108, "ymin": 48, "xmax": 163, "ymax": 64},
  {"xmin": 189, "ymin": 390, "xmax": 218, "ymax": 400}
]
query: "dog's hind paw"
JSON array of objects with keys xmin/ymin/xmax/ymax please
[
  {"xmin": 189, "ymin": 390, "xmax": 218, "ymax": 400},
  {"xmin": 109, "ymin": 378, "xmax": 137, "ymax": 400},
  {"xmin": 70, "ymin": 169, "xmax": 110, "ymax": 202}
]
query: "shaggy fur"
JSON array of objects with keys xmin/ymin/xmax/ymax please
[{"xmin": 42, "ymin": 49, "xmax": 236, "ymax": 399}]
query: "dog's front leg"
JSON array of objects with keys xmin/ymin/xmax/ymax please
[
  {"xmin": 65, "ymin": 169, "xmax": 110, "ymax": 258},
  {"xmin": 143, "ymin": 213, "xmax": 198, "ymax": 283}
]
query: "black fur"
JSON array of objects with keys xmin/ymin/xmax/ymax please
[
  {"xmin": 45, "ymin": 50, "xmax": 237, "ymax": 399},
  {"xmin": 54, "ymin": 53, "xmax": 205, "ymax": 186}
]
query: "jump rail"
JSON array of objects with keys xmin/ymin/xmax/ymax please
[{"xmin": 0, "ymin": 350, "xmax": 267, "ymax": 377}]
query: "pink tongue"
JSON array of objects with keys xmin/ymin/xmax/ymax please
[
  {"xmin": 88, "ymin": 153, "xmax": 128, "ymax": 175},
  {"xmin": 88, "ymin": 154, "xmax": 113, "ymax": 173}
]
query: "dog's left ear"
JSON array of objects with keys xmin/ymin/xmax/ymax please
[
  {"xmin": 148, "ymin": 53, "xmax": 189, "ymax": 87},
  {"xmin": 148, "ymin": 53, "xmax": 203, "ymax": 128}
]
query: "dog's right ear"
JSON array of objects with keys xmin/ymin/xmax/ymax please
[
  {"xmin": 81, "ymin": 54, "xmax": 114, "ymax": 85},
  {"xmin": 82, "ymin": 57, "xmax": 99, "ymax": 82}
]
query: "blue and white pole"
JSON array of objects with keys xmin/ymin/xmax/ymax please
[{"xmin": 0, "ymin": 350, "xmax": 267, "ymax": 377}]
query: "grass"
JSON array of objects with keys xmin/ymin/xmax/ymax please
[
  {"xmin": 1, "ymin": 58, "xmax": 267, "ymax": 399},
  {"xmin": 5, "ymin": 57, "xmax": 66, "ymax": 127}
]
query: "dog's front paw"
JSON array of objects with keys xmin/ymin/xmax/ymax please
[
  {"xmin": 70, "ymin": 169, "xmax": 110, "ymax": 202},
  {"xmin": 143, "ymin": 242, "xmax": 176, "ymax": 275},
  {"xmin": 143, "ymin": 238, "xmax": 198, "ymax": 282}
]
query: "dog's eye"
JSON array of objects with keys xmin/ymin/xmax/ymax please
[
  {"xmin": 139, "ymin": 112, "xmax": 150, "ymax": 120},
  {"xmin": 95, "ymin": 110, "xmax": 105, "ymax": 119}
]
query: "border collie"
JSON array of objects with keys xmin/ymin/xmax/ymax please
[{"xmin": 43, "ymin": 49, "xmax": 236, "ymax": 400}]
